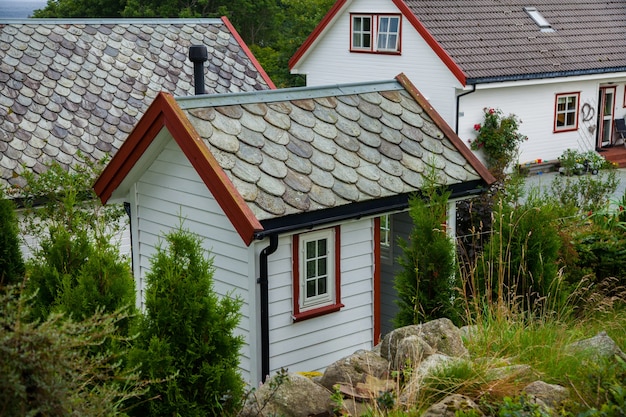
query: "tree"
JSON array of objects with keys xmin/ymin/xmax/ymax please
[
  {"xmin": 128, "ymin": 225, "xmax": 244, "ymax": 416},
  {"xmin": 394, "ymin": 173, "xmax": 459, "ymax": 327},
  {"xmin": 0, "ymin": 188, "xmax": 25, "ymax": 287},
  {"xmin": 0, "ymin": 286, "xmax": 146, "ymax": 417},
  {"xmin": 20, "ymin": 158, "xmax": 134, "ymax": 323}
]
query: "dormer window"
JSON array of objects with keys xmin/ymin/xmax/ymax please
[
  {"xmin": 351, "ymin": 14, "xmax": 401, "ymax": 53},
  {"xmin": 524, "ymin": 7, "xmax": 554, "ymax": 32}
]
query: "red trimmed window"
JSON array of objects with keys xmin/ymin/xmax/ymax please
[
  {"xmin": 351, "ymin": 14, "xmax": 401, "ymax": 53},
  {"xmin": 554, "ymin": 92, "xmax": 580, "ymax": 132},
  {"xmin": 292, "ymin": 226, "xmax": 343, "ymax": 321}
]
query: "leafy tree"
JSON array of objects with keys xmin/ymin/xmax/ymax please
[
  {"xmin": 128, "ymin": 224, "xmax": 244, "ymax": 416},
  {"xmin": 0, "ymin": 188, "xmax": 25, "ymax": 287},
  {"xmin": 20, "ymin": 158, "xmax": 134, "ymax": 323},
  {"xmin": 0, "ymin": 286, "xmax": 147, "ymax": 417},
  {"xmin": 394, "ymin": 173, "xmax": 459, "ymax": 326}
]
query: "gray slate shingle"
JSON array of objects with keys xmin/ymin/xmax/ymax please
[
  {"xmin": 177, "ymin": 82, "xmax": 482, "ymax": 221},
  {"xmin": 404, "ymin": 0, "xmax": 626, "ymax": 82},
  {"xmin": 0, "ymin": 19, "xmax": 272, "ymax": 189}
]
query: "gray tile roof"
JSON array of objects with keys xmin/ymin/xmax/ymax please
[
  {"xmin": 0, "ymin": 19, "xmax": 272, "ymax": 190},
  {"xmin": 403, "ymin": 0, "xmax": 626, "ymax": 83},
  {"xmin": 176, "ymin": 78, "xmax": 486, "ymax": 221}
]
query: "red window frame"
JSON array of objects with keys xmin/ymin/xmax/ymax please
[
  {"xmin": 292, "ymin": 226, "xmax": 343, "ymax": 322},
  {"xmin": 553, "ymin": 92, "xmax": 580, "ymax": 133},
  {"xmin": 350, "ymin": 13, "xmax": 402, "ymax": 55}
]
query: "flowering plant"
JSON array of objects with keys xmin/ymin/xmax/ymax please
[{"xmin": 468, "ymin": 107, "xmax": 527, "ymax": 172}]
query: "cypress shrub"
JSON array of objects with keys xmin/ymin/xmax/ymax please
[
  {"xmin": 0, "ymin": 188, "xmax": 25, "ymax": 287},
  {"xmin": 129, "ymin": 225, "xmax": 244, "ymax": 416}
]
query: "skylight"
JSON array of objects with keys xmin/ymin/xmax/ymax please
[{"xmin": 524, "ymin": 7, "xmax": 554, "ymax": 32}]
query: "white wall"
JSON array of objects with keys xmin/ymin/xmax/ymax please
[
  {"xmin": 458, "ymin": 77, "xmax": 626, "ymax": 164},
  {"xmin": 294, "ymin": 0, "xmax": 461, "ymax": 126},
  {"xmin": 131, "ymin": 139, "xmax": 256, "ymax": 383},
  {"xmin": 265, "ymin": 218, "xmax": 376, "ymax": 377}
]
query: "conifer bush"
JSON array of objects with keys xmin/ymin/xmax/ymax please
[
  {"xmin": 394, "ymin": 177, "xmax": 459, "ymax": 326},
  {"xmin": 128, "ymin": 225, "xmax": 244, "ymax": 416},
  {"xmin": 0, "ymin": 188, "xmax": 25, "ymax": 287}
]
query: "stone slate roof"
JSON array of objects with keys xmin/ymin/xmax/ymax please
[
  {"xmin": 403, "ymin": 0, "xmax": 626, "ymax": 83},
  {"xmin": 175, "ymin": 75, "xmax": 490, "ymax": 222},
  {"xmin": 0, "ymin": 18, "xmax": 273, "ymax": 190}
]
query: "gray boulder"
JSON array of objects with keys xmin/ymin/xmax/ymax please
[
  {"xmin": 380, "ymin": 318, "xmax": 468, "ymax": 369},
  {"xmin": 566, "ymin": 331, "xmax": 626, "ymax": 362},
  {"xmin": 319, "ymin": 349, "xmax": 390, "ymax": 391},
  {"xmin": 239, "ymin": 373, "xmax": 334, "ymax": 417},
  {"xmin": 421, "ymin": 394, "xmax": 484, "ymax": 417},
  {"xmin": 524, "ymin": 380, "xmax": 569, "ymax": 408}
]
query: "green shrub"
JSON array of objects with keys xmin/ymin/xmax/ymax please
[
  {"xmin": 0, "ymin": 188, "xmax": 24, "ymax": 287},
  {"xmin": 395, "ymin": 180, "xmax": 459, "ymax": 326},
  {"xmin": 0, "ymin": 286, "xmax": 146, "ymax": 416},
  {"xmin": 128, "ymin": 225, "xmax": 244, "ymax": 416},
  {"xmin": 550, "ymin": 169, "xmax": 618, "ymax": 214},
  {"xmin": 20, "ymin": 160, "xmax": 134, "ymax": 323}
]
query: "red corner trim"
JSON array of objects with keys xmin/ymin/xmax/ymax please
[
  {"xmin": 288, "ymin": 0, "xmax": 349, "ymax": 70},
  {"xmin": 395, "ymin": 73, "xmax": 496, "ymax": 185},
  {"xmin": 93, "ymin": 92, "xmax": 263, "ymax": 246},
  {"xmin": 221, "ymin": 16, "xmax": 276, "ymax": 90},
  {"xmin": 373, "ymin": 217, "xmax": 381, "ymax": 345},
  {"xmin": 392, "ymin": 0, "xmax": 467, "ymax": 87}
]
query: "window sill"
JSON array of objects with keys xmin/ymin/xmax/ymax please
[
  {"xmin": 293, "ymin": 303, "xmax": 344, "ymax": 322},
  {"xmin": 349, "ymin": 49, "xmax": 401, "ymax": 56}
]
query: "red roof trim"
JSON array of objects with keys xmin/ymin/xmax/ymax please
[
  {"xmin": 221, "ymin": 16, "xmax": 277, "ymax": 90},
  {"xmin": 93, "ymin": 92, "xmax": 263, "ymax": 246},
  {"xmin": 392, "ymin": 0, "xmax": 466, "ymax": 87},
  {"xmin": 288, "ymin": 0, "xmax": 349, "ymax": 70},
  {"xmin": 395, "ymin": 73, "xmax": 495, "ymax": 185}
]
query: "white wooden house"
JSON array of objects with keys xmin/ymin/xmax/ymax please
[
  {"xmin": 94, "ymin": 74, "xmax": 494, "ymax": 384},
  {"xmin": 0, "ymin": 19, "xmax": 273, "ymax": 256},
  {"xmin": 289, "ymin": 0, "xmax": 626, "ymax": 165}
]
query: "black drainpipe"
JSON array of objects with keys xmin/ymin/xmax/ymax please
[
  {"xmin": 188, "ymin": 45, "xmax": 208, "ymax": 95},
  {"xmin": 258, "ymin": 234, "xmax": 278, "ymax": 382},
  {"xmin": 455, "ymin": 84, "xmax": 476, "ymax": 134}
]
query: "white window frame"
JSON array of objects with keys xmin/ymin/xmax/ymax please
[
  {"xmin": 350, "ymin": 14, "xmax": 401, "ymax": 53},
  {"xmin": 554, "ymin": 92, "xmax": 580, "ymax": 132},
  {"xmin": 380, "ymin": 214, "xmax": 392, "ymax": 265}
]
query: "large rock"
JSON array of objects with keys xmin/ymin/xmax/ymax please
[
  {"xmin": 380, "ymin": 319, "xmax": 468, "ymax": 369},
  {"xmin": 524, "ymin": 381, "xmax": 569, "ymax": 408},
  {"xmin": 566, "ymin": 331, "xmax": 626, "ymax": 362},
  {"xmin": 421, "ymin": 394, "xmax": 484, "ymax": 417},
  {"xmin": 319, "ymin": 349, "xmax": 390, "ymax": 391},
  {"xmin": 239, "ymin": 373, "xmax": 334, "ymax": 417}
]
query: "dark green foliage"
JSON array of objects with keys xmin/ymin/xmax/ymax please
[
  {"xmin": 394, "ymin": 183, "xmax": 459, "ymax": 327},
  {"xmin": 0, "ymin": 286, "xmax": 146, "ymax": 417},
  {"xmin": 20, "ymin": 160, "xmax": 134, "ymax": 323},
  {"xmin": 0, "ymin": 188, "xmax": 25, "ymax": 287},
  {"xmin": 128, "ymin": 225, "xmax": 244, "ymax": 416},
  {"xmin": 479, "ymin": 192, "xmax": 564, "ymax": 313}
]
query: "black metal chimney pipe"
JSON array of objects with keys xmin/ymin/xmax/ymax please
[{"xmin": 189, "ymin": 45, "xmax": 208, "ymax": 95}]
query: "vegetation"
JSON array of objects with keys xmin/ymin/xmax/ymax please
[
  {"xmin": 394, "ymin": 170, "xmax": 459, "ymax": 326},
  {"xmin": 0, "ymin": 188, "xmax": 25, "ymax": 287},
  {"xmin": 128, "ymin": 224, "xmax": 244, "ymax": 416},
  {"xmin": 19, "ymin": 159, "xmax": 135, "ymax": 325},
  {"xmin": 32, "ymin": 0, "xmax": 335, "ymax": 88}
]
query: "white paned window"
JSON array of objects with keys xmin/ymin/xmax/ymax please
[
  {"xmin": 380, "ymin": 214, "xmax": 392, "ymax": 264},
  {"xmin": 351, "ymin": 14, "xmax": 401, "ymax": 53},
  {"xmin": 555, "ymin": 93, "xmax": 580, "ymax": 132}
]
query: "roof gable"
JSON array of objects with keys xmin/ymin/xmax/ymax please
[
  {"xmin": 0, "ymin": 18, "xmax": 274, "ymax": 190},
  {"xmin": 95, "ymin": 74, "xmax": 494, "ymax": 244}
]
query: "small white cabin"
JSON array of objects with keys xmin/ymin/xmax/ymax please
[{"xmin": 94, "ymin": 75, "xmax": 494, "ymax": 385}]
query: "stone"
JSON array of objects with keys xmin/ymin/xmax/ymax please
[
  {"xmin": 566, "ymin": 331, "xmax": 626, "ymax": 362},
  {"xmin": 421, "ymin": 394, "xmax": 484, "ymax": 417},
  {"xmin": 239, "ymin": 373, "xmax": 334, "ymax": 417},
  {"xmin": 319, "ymin": 349, "xmax": 390, "ymax": 391},
  {"xmin": 523, "ymin": 381, "xmax": 569, "ymax": 408}
]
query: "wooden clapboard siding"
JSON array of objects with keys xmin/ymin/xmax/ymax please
[
  {"xmin": 266, "ymin": 218, "xmax": 375, "ymax": 374},
  {"xmin": 132, "ymin": 139, "xmax": 255, "ymax": 383}
]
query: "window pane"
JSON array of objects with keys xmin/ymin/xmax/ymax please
[
  {"xmin": 379, "ymin": 17, "xmax": 389, "ymax": 32},
  {"xmin": 318, "ymin": 258, "xmax": 327, "ymax": 276},
  {"xmin": 318, "ymin": 277, "xmax": 327, "ymax": 295},
  {"xmin": 306, "ymin": 241, "xmax": 316, "ymax": 258},
  {"xmin": 306, "ymin": 279, "xmax": 316, "ymax": 297},
  {"xmin": 363, "ymin": 34, "xmax": 370, "ymax": 48},
  {"xmin": 389, "ymin": 17, "xmax": 399, "ymax": 32},
  {"xmin": 306, "ymin": 260, "xmax": 316, "ymax": 279},
  {"xmin": 317, "ymin": 239, "xmax": 326, "ymax": 254}
]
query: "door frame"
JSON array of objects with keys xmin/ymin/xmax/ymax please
[{"xmin": 597, "ymin": 86, "xmax": 616, "ymax": 148}]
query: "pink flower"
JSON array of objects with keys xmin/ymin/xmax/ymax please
[
  {"xmin": 488, "ymin": 108, "xmax": 495, "ymax": 114},
  {"xmin": 473, "ymin": 123, "xmax": 481, "ymax": 131}
]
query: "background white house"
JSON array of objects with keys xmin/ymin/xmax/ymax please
[
  {"xmin": 94, "ymin": 74, "xmax": 494, "ymax": 385},
  {"xmin": 289, "ymin": 0, "xmax": 626, "ymax": 165}
]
